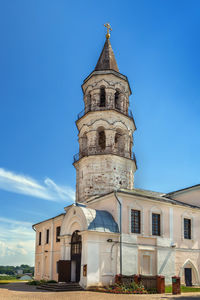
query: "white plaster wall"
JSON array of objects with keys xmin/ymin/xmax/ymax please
[
  {"xmin": 157, "ymin": 249, "xmax": 175, "ymax": 284},
  {"xmin": 87, "ymin": 241, "xmax": 100, "ymax": 286},
  {"xmin": 122, "ymin": 234, "xmax": 138, "ymax": 275}
]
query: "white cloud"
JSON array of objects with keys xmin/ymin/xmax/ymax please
[
  {"xmin": 0, "ymin": 167, "xmax": 75, "ymax": 202},
  {"xmin": 0, "ymin": 217, "xmax": 35, "ymax": 266}
]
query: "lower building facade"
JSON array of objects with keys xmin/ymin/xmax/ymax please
[{"xmin": 33, "ymin": 186, "xmax": 200, "ymax": 287}]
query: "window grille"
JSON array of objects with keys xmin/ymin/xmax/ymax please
[
  {"xmin": 184, "ymin": 218, "xmax": 191, "ymax": 239},
  {"xmin": 152, "ymin": 213, "xmax": 160, "ymax": 236},
  {"xmin": 131, "ymin": 209, "xmax": 141, "ymax": 233},
  {"xmin": 71, "ymin": 231, "xmax": 82, "ymax": 256}
]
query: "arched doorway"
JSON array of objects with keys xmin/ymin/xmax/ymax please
[
  {"xmin": 179, "ymin": 259, "xmax": 200, "ymax": 286},
  {"xmin": 71, "ymin": 230, "xmax": 82, "ymax": 282}
]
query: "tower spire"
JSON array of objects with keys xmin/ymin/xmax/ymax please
[{"xmin": 95, "ymin": 24, "xmax": 119, "ymax": 72}]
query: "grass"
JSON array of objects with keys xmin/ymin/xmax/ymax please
[
  {"xmin": 0, "ymin": 279, "xmax": 30, "ymax": 284},
  {"xmin": 165, "ymin": 285, "xmax": 200, "ymax": 293}
]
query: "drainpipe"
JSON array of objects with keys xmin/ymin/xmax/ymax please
[{"xmin": 114, "ymin": 191, "xmax": 122, "ymax": 275}]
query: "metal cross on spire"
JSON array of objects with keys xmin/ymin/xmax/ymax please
[{"xmin": 104, "ymin": 23, "xmax": 112, "ymax": 39}]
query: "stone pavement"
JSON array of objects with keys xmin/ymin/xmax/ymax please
[{"xmin": 0, "ymin": 283, "xmax": 200, "ymax": 300}]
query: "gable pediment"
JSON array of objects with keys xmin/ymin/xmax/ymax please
[{"xmin": 166, "ymin": 185, "xmax": 200, "ymax": 207}]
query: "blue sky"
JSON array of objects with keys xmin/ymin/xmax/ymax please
[{"xmin": 0, "ymin": 0, "xmax": 199, "ymax": 266}]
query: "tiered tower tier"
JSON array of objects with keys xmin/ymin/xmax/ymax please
[{"xmin": 73, "ymin": 37, "xmax": 137, "ymax": 202}]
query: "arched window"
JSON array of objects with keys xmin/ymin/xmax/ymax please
[
  {"xmin": 100, "ymin": 87, "xmax": 106, "ymax": 107},
  {"xmin": 115, "ymin": 132, "xmax": 120, "ymax": 144},
  {"xmin": 71, "ymin": 231, "xmax": 82, "ymax": 256},
  {"xmin": 115, "ymin": 91, "xmax": 120, "ymax": 109},
  {"xmin": 98, "ymin": 130, "xmax": 106, "ymax": 150}
]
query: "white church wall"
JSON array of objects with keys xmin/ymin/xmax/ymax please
[
  {"xmin": 122, "ymin": 233, "xmax": 138, "ymax": 275},
  {"xmin": 157, "ymin": 248, "xmax": 175, "ymax": 284},
  {"xmin": 87, "ymin": 241, "xmax": 100, "ymax": 286}
]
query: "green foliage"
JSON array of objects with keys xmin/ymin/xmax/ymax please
[
  {"xmin": 0, "ymin": 265, "xmax": 34, "ymax": 276},
  {"xmin": 165, "ymin": 285, "xmax": 200, "ymax": 293},
  {"xmin": 146, "ymin": 287, "xmax": 157, "ymax": 294},
  {"xmin": 47, "ymin": 280, "xmax": 57, "ymax": 283},
  {"xmin": 27, "ymin": 279, "xmax": 57, "ymax": 286},
  {"xmin": 27, "ymin": 280, "xmax": 41, "ymax": 286},
  {"xmin": 0, "ymin": 275, "xmax": 17, "ymax": 280}
]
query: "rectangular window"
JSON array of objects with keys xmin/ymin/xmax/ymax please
[
  {"xmin": 184, "ymin": 218, "xmax": 191, "ymax": 239},
  {"xmin": 131, "ymin": 209, "xmax": 141, "ymax": 233},
  {"xmin": 46, "ymin": 229, "xmax": 49, "ymax": 244},
  {"xmin": 38, "ymin": 232, "xmax": 42, "ymax": 245},
  {"xmin": 152, "ymin": 213, "xmax": 160, "ymax": 236},
  {"xmin": 56, "ymin": 226, "xmax": 61, "ymax": 242}
]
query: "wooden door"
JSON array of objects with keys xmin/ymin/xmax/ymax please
[
  {"xmin": 185, "ymin": 268, "xmax": 192, "ymax": 286},
  {"xmin": 57, "ymin": 260, "xmax": 71, "ymax": 282}
]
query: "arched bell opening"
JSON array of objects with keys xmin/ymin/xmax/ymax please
[
  {"xmin": 99, "ymin": 87, "xmax": 106, "ymax": 107},
  {"xmin": 114, "ymin": 129, "xmax": 124, "ymax": 156},
  {"xmin": 98, "ymin": 128, "xmax": 106, "ymax": 150},
  {"xmin": 114, "ymin": 90, "xmax": 120, "ymax": 110},
  {"xmin": 71, "ymin": 230, "xmax": 82, "ymax": 282},
  {"xmin": 87, "ymin": 93, "xmax": 91, "ymax": 111},
  {"xmin": 81, "ymin": 133, "xmax": 88, "ymax": 157}
]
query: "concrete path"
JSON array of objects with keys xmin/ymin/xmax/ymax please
[{"xmin": 0, "ymin": 283, "xmax": 200, "ymax": 300}]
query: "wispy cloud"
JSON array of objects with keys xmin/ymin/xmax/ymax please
[
  {"xmin": 0, "ymin": 217, "xmax": 35, "ymax": 266},
  {"xmin": 0, "ymin": 167, "xmax": 75, "ymax": 202}
]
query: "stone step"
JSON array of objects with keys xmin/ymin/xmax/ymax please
[{"xmin": 37, "ymin": 283, "xmax": 83, "ymax": 292}]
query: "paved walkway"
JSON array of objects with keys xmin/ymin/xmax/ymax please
[{"xmin": 0, "ymin": 283, "xmax": 200, "ymax": 300}]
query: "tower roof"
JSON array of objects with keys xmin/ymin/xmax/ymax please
[{"xmin": 95, "ymin": 38, "xmax": 119, "ymax": 72}]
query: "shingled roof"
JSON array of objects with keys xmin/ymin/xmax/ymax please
[{"xmin": 95, "ymin": 38, "xmax": 119, "ymax": 72}]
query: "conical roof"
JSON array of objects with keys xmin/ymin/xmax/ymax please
[{"xmin": 95, "ymin": 38, "xmax": 119, "ymax": 72}]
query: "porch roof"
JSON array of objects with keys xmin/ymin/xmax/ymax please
[{"xmin": 76, "ymin": 204, "xmax": 119, "ymax": 233}]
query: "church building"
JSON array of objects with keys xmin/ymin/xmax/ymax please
[{"xmin": 33, "ymin": 25, "xmax": 200, "ymax": 288}]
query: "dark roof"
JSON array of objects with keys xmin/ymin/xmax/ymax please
[
  {"xmin": 118, "ymin": 189, "xmax": 200, "ymax": 209},
  {"xmin": 32, "ymin": 213, "xmax": 65, "ymax": 228},
  {"xmin": 95, "ymin": 38, "xmax": 119, "ymax": 72},
  {"xmin": 87, "ymin": 188, "xmax": 200, "ymax": 210}
]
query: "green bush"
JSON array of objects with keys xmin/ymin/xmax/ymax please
[
  {"xmin": 27, "ymin": 279, "xmax": 57, "ymax": 286},
  {"xmin": 27, "ymin": 280, "xmax": 41, "ymax": 286}
]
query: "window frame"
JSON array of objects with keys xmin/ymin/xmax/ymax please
[
  {"xmin": 181, "ymin": 212, "xmax": 194, "ymax": 241},
  {"xmin": 56, "ymin": 226, "xmax": 61, "ymax": 242},
  {"xmin": 38, "ymin": 231, "xmax": 42, "ymax": 246},
  {"xmin": 184, "ymin": 218, "xmax": 191, "ymax": 239},
  {"xmin": 150, "ymin": 206, "xmax": 163, "ymax": 237},
  {"xmin": 128, "ymin": 202, "xmax": 144, "ymax": 235},
  {"xmin": 46, "ymin": 229, "xmax": 49, "ymax": 244},
  {"xmin": 152, "ymin": 213, "xmax": 161, "ymax": 236}
]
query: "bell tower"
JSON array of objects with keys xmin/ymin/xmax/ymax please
[{"xmin": 73, "ymin": 25, "xmax": 137, "ymax": 203}]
